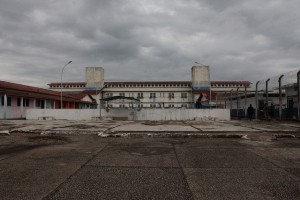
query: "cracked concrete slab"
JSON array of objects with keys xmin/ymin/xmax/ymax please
[
  {"xmin": 0, "ymin": 134, "xmax": 299, "ymax": 200},
  {"xmin": 1, "ymin": 119, "xmax": 300, "ymax": 140},
  {"xmin": 110, "ymin": 123, "xmax": 199, "ymax": 132},
  {"xmin": 87, "ymin": 145, "xmax": 179, "ymax": 167},
  {"xmin": 175, "ymin": 147, "xmax": 276, "ymax": 168},
  {"xmin": 249, "ymin": 148, "xmax": 300, "ymax": 169},
  {"xmin": 184, "ymin": 168, "xmax": 299, "ymax": 200},
  {"xmin": 45, "ymin": 167, "xmax": 193, "ymax": 200}
]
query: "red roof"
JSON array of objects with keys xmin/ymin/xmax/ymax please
[
  {"xmin": 48, "ymin": 81, "xmax": 252, "ymax": 86},
  {"xmin": 211, "ymin": 81, "xmax": 252, "ymax": 85},
  {"xmin": 66, "ymin": 92, "xmax": 96, "ymax": 103},
  {"xmin": 105, "ymin": 81, "xmax": 191, "ymax": 85},
  {"xmin": 48, "ymin": 82, "xmax": 86, "ymax": 86},
  {"xmin": 0, "ymin": 80, "xmax": 95, "ymax": 104}
]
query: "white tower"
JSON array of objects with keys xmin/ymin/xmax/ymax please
[
  {"xmin": 191, "ymin": 65, "xmax": 211, "ymax": 90},
  {"xmin": 85, "ymin": 67, "xmax": 104, "ymax": 90}
]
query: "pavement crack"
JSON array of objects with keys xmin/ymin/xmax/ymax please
[
  {"xmin": 172, "ymin": 144, "xmax": 195, "ymax": 200},
  {"xmin": 102, "ymin": 124, "xmax": 122, "ymax": 134},
  {"xmin": 42, "ymin": 143, "xmax": 109, "ymax": 200},
  {"xmin": 190, "ymin": 125, "xmax": 202, "ymax": 132}
]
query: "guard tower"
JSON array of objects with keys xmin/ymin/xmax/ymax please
[
  {"xmin": 191, "ymin": 65, "xmax": 211, "ymax": 90},
  {"xmin": 85, "ymin": 67, "xmax": 104, "ymax": 90},
  {"xmin": 191, "ymin": 65, "xmax": 211, "ymax": 105}
]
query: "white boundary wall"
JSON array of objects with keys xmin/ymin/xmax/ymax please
[{"xmin": 26, "ymin": 109, "xmax": 230, "ymax": 121}]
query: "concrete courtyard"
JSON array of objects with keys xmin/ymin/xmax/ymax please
[{"xmin": 0, "ymin": 119, "xmax": 299, "ymax": 199}]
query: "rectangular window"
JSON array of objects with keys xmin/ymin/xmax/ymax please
[
  {"xmin": 106, "ymin": 93, "xmax": 113, "ymax": 97},
  {"xmin": 150, "ymin": 93, "xmax": 156, "ymax": 98},
  {"xmin": 17, "ymin": 98, "xmax": 21, "ymax": 106},
  {"xmin": 137, "ymin": 92, "xmax": 143, "ymax": 98},
  {"xmin": 138, "ymin": 103, "xmax": 144, "ymax": 108},
  {"xmin": 17, "ymin": 98, "xmax": 29, "ymax": 107},
  {"xmin": 181, "ymin": 93, "xmax": 187, "ymax": 98},
  {"xmin": 169, "ymin": 93, "xmax": 174, "ymax": 99},
  {"xmin": 36, "ymin": 100, "xmax": 41, "ymax": 107},
  {"xmin": 23, "ymin": 99, "xmax": 29, "ymax": 107},
  {"xmin": 150, "ymin": 104, "xmax": 156, "ymax": 108},
  {"xmin": 119, "ymin": 93, "xmax": 125, "ymax": 97},
  {"xmin": 7, "ymin": 97, "xmax": 11, "ymax": 106},
  {"xmin": 2, "ymin": 96, "xmax": 11, "ymax": 106}
]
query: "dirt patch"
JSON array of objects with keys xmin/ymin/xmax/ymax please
[
  {"xmin": 0, "ymin": 144, "xmax": 44, "ymax": 155},
  {"xmin": 164, "ymin": 140, "xmax": 186, "ymax": 145},
  {"xmin": 27, "ymin": 135, "xmax": 70, "ymax": 145},
  {"xmin": 142, "ymin": 121, "xmax": 164, "ymax": 126},
  {"xmin": 63, "ymin": 124, "xmax": 95, "ymax": 129},
  {"xmin": 186, "ymin": 122, "xmax": 212, "ymax": 126},
  {"xmin": 142, "ymin": 121, "xmax": 190, "ymax": 126},
  {"xmin": 0, "ymin": 123, "xmax": 15, "ymax": 127},
  {"xmin": 121, "ymin": 147, "xmax": 171, "ymax": 156}
]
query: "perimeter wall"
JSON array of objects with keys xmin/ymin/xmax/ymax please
[{"xmin": 26, "ymin": 108, "xmax": 230, "ymax": 121}]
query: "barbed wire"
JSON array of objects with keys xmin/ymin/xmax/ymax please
[{"xmin": 256, "ymin": 69, "xmax": 299, "ymax": 91}]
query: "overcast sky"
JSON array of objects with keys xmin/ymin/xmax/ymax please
[{"xmin": 1, "ymin": 0, "xmax": 300, "ymax": 88}]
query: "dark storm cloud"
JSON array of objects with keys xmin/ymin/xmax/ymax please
[{"xmin": 0, "ymin": 0, "xmax": 299, "ymax": 87}]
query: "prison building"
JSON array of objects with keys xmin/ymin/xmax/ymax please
[{"xmin": 48, "ymin": 66, "xmax": 252, "ymax": 108}]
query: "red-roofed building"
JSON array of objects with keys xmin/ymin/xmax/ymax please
[
  {"xmin": 48, "ymin": 66, "xmax": 252, "ymax": 109},
  {"xmin": 0, "ymin": 81, "xmax": 96, "ymax": 119}
]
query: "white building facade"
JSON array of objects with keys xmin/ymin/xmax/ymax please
[{"xmin": 48, "ymin": 66, "xmax": 252, "ymax": 109}]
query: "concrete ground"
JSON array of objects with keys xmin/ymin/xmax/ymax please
[{"xmin": 0, "ymin": 119, "xmax": 299, "ymax": 199}]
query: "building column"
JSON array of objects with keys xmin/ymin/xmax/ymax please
[
  {"xmin": 244, "ymin": 86, "xmax": 247, "ymax": 118},
  {"xmin": 278, "ymin": 75, "xmax": 284, "ymax": 120},
  {"xmin": 3, "ymin": 94, "xmax": 7, "ymax": 119},
  {"xmin": 255, "ymin": 81, "xmax": 260, "ymax": 120},
  {"xmin": 53, "ymin": 100, "xmax": 56, "ymax": 109},
  {"xmin": 20, "ymin": 97, "xmax": 24, "ymax": 118},
  {"xmin": 44, "ymin": 100, "xmax": 47, "ymax": 109},
  {"xmin": 236, "ymin": 88, "xmax": 240, "ymax": 117},
  {"xmin": 224, "ymin": 92, "xmax": 227, "ymax": 109},
  {"xmin": 297, "ymin": 71, "xmax": 300, "ymax": 121},
  {"xmin": 230, "ymin": 90, "xmax": 233, "ymax": 110},
  {"xmin": 266, "ymin": 79, "xmax": 270, "ymax": 106}
]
